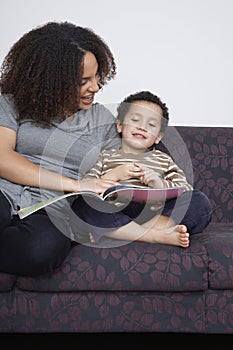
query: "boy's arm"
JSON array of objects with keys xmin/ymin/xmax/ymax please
[
  {"xmin": 162, "ymin": 158, "xmax": 193, "ymax": 190},
  {"xmin": 137, "ymin": 158, "xmax": 193, "ymax": 190},
  {"xmin": 85, "ymin": 152, "xmax": 106, "ymax": 179}
]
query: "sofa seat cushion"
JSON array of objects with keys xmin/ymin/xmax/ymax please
[
  {"xmin": 0, "ymin": 273, "xmax": 17, "ymax": 292},
  {"xmin": 17, "ymin": 240, "xmax": 208, "ymax": 293},
  {"xmin": 192, "ymin": 223, "xmax": 233, "ymax": 289}
]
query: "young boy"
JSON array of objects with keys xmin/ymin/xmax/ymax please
[{"xmin": 73, "ymin": 91, "xmax": 212, "ymax": 248}]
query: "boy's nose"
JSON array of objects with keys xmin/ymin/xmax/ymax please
[{"xmin": 137, "ymin": 125, "xmax": 147, "ymax": 132}]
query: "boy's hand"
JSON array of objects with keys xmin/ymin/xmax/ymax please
[
  {"xmin": 135, "ymin": 163, "xmax": 164, "ymax": 188},
  {"xmin": 101, "ymin": 163, "xmax": 144, "ymax": 182}
]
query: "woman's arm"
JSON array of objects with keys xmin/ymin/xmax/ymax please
[
  {"xmin": 0, "ymin": 126, "xmax": 118, "ymax": 194},
  {"xmin": 0, "ymin": 126, "xmax": 78, "ymax": 192}
]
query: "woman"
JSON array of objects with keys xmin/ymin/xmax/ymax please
[{"xmin": 0, "ymin": 21, "xmax": 121, "ymax": 276}]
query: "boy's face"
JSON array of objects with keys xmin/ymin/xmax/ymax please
[{"xmin": 116, "ymin": 101, "xmax": 163, "ymax": 153}]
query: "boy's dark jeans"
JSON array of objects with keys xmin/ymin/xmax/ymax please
[{"xmin": 72, "ymin": 189, "xmax": 212, "ymax": 244}]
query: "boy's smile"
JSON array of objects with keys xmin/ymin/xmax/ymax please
[{"xmin": 117, "ymin": 101, "xmax": 163, "ymax": 153}]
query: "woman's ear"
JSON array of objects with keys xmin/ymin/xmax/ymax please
[
  {"xmin": 116, "ymin": 119, "xmax": 123, "ymax": 133},
  {"xmin": 154, "ymin": 132, "xmax": 164, "ymax": 144}
]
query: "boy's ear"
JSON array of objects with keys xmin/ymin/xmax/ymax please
[
  {"xmin": 154, "ymin": 132, "xmax": 164, "ymax": 144},
  {"xmin": 116, "ymin": 119, "xmax": 123, "ymax": 133}
]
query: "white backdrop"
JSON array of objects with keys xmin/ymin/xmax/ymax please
[{"xmin": 1, "ymin": 0, "xmax": 233, "ymax": 126}]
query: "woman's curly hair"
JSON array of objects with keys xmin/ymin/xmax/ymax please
[{"xmin": 0, "ymin": 21, "xmax": 116, "ymax": 127}]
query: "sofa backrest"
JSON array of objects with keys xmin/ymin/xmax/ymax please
[{"xmin": 157, "ymin": 126, "xmax": 233, "ymax": 224}]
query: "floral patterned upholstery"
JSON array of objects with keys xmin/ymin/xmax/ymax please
[
  {"xmin": 159, "ymin": 126, "xmax": 233, "ymax": 223},
  {"xmin": 17, "ymin": 241, "xmax": 208, "ymax": 292},
  {"xmin": 0, "ymin": 126, "xmax": 233, "ymax": 334}
]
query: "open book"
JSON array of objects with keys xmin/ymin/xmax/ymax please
[{"xmin": 17, "ymin": 185, "xmax": 186, "ymax": 219}]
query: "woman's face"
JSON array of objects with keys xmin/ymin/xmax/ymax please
[{"xmin": 78, "ymin": 51, "xmax": 100, "ymax": 110}]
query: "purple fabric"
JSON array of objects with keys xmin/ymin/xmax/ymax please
[
  {"xmin": 17, "ymin": 240, "xmax": 208, "ymax": 292},
  {"xmin": 158, "ymin": 126, "xmax": 233, "ymax": 223}
]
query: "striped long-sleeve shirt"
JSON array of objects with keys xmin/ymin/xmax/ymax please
[{"xmin": 85, "ymin": 148, "xmax": 193, "ymax": 191}]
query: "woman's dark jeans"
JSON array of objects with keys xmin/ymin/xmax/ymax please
[{"xmin": 0, "ymin": 192, "xmax": 71, "ymax": 276}]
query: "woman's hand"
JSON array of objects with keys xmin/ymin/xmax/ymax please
[{"xmin": 76, "ymin": 178, "xmax": 119, "ymax": 194}]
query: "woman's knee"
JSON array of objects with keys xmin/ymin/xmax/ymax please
[{"xmin": 18, "ymin": 215, "xmax": 71, "ymax": 276}]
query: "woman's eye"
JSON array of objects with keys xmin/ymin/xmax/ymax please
[
  {"xmin": 149, "ymin": 123, "xmax": 156, "ymax": 127},
  {"xmin": 81, "ymin": 79, "xmax": 87, "ymax": 86}
]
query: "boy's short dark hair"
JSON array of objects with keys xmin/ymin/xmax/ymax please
[{"xmin": 116, "ymin": 90, "xmax": 169, "ymax": 133}]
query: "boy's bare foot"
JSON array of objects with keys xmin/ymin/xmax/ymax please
[
  {"xmin": 89, "ymin": 224, "xmax": 189, "ymax": 248},
  {"xmin": 140, "ymin": 224, "xmax": 190, "ymax": 248}
]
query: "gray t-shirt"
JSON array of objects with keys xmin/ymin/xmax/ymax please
[{"xmin": 0, "ymin": 94, "xmax": 121, "ymax": 217}]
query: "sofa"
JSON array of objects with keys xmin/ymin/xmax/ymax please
[{"xmin": 0, "ymin": 125, "xmax": 232, "ymax": 335}]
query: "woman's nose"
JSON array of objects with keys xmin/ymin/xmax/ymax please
[{"xmin": 89, "ymin": 78, "xmax": 100, "ymax": 92}]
